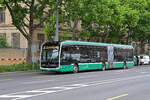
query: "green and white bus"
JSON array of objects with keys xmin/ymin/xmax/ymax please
[{"xmin": 40, "ymin": 41, "xmax": 134, "ymax": 73}]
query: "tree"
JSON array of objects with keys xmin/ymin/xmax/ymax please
[
  {"xmin": 60, "ymin": 0, "xmax": 85, "ymax": 40},
  {"xmin": 79, "ymin": 0, "xmax": 125, "ymax": 43},
  {"xmin": 44, "ymin": 15, "xmax": 56, "ymax": 42},
  {"xmin": 0, "ymin": 0, "xmax": 62, "ymax": 64},
  {"xmin": 124, "ymin": 0, "xmax": 150, "ymax": 53}
]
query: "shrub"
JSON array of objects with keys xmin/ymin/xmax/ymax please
[
  {"xmin": 0, "ymin": 36, "xmax": 11, "ymax": 48},
  {"xmin": 0, "ymin": 62, "xmax": 40, "ymax": 73}
]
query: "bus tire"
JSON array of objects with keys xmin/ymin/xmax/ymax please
[
  {"xmin": 73, "ymin": 64, "xmax": 79, "ymax": 73},
  {"xmin": 102, "ymin": 63, "xmax": 106, "ymax": 71}
]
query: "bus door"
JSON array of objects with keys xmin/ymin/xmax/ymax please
[{"xmin": 107, "ymin": 45, "xmax": 114, "ymax": 68}]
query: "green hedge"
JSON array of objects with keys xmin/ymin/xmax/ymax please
[{"xmin": 0, "ymin": 62, "xmax": 40, "ymax": 73}]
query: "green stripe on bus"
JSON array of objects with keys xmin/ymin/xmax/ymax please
[
  {"xmin": 59, "ymin": 65, "xmax": 74, "ymax": 72},
  {"xmin": 40, "ymin": 65, "xmax": 74, "ymax": 72},
  {"xmin": 113, "ymin": 62, "xmax": 124, "ymax": 68},
  {"xmin": 126, "ymin": 61, "xmax": 134, "ymax": 68},
  {"xmin": 105, "ymin": 62, "xmax": 109, "ymax": 69},
  {"xmin": 79, "ymin": 63, "xmax": 102, "ymax": 71}
]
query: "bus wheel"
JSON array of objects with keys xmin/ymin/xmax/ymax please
[
  {"xmin": 102, "ymin": 63, "xmax": 106, "ymax": 71},
  {"xmin": 73, "ymin": 64, "xmax": 79, "ymax": 73}
]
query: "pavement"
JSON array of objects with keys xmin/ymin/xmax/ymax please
[{"xmin": 0, "ymin": 65, "xmax": 150, "ymax": 100}]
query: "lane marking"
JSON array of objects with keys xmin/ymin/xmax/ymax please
[
  {"xmin": 0, "ymin": 84, "xmax": 88, "ymax": 100},
  {"xmin": 28, "ymin": 90, "xmax": 55, "ymax": 93},
  {"xmin": 0, "ymin": 95, "xmax": 33, "ymax": 98},
  {"xmin": 0, "ymin": 74, "xmax": 150, "ymax": 100},
  {"xmin": 141, "ymin": 72, "xmax": 147, "ymax": 74},
  {"xmin": 0, "ymin": 79, "xmax": 13, "ymax": 82},
  {"xmin": 106, "ymin": 94, "xmax": 128, "ymax": 100}
]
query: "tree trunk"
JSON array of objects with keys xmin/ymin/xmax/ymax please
[
  {"xmin": 26, "ymin": 40, "xmax": 32, "ymax": 64},
  {"xmin": 140, "ymin": 39, "xmax": 145, "ymax": 54},
  {"xmin": 72, "ymin": 31, "xmax": 75, "ymax": 40},
  {"xmin": 26, "ymin": 0, "xmax": 34, "ymax": 64}
]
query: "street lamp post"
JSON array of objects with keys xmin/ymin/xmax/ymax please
[{"xmin": 55, "ymin": 0, "xmax": 59, "ymax": 41}]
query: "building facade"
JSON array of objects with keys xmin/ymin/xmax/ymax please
[
  {"xmin": 0, "ymin": 7, "xmax": 46, "ymax": 50},
  {"xmin": 0, "ymin": 7, "xmax": 47, "ymax": 64}
]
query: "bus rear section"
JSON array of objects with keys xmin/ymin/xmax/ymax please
[{"xmin": 113, "ymin": 46, "xmax": 134, "ymax": 69}]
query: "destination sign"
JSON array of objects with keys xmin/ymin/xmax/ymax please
[{"xmin": 43, "ymin": 46, "xmax": 59, "ymax": 49}]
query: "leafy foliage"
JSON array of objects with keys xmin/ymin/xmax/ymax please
[
  {"xmin": 61, "ymin": 0, "xmax": 150, "ymax": 46},
  {"xmin": 0, "ymin": 36, "xmax": 10, "ymax": 48}
]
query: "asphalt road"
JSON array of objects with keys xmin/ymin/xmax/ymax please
[{"xmin": 0, "ymin": 65, "xmax": 150, "ymax": 100}]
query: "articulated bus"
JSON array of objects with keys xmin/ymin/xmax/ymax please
[{"xmin": 40, "ymin": 41, "xmax": 134, "ymax": 73}]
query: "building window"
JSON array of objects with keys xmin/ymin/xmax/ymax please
[
  {"xmin": 12, "ymin": 33, "xmax": 20, "ymax": 48},
  {"xmin": 37, "ymin": 33, "xmax": 45, "ymax": 49},
  {"xmin": 0, "ymin": 7, "xmax": 5, "ymax": 24}
]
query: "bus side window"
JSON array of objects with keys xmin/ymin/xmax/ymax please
[
  {"xmin": 93, "ymin": 50, "xmax": 101, "ymax": 62},
  {"xmin": 126, "ymin": 49, "xmax": 133, "ymax": 61},
  {"xmin": 60, "ymin": 46, "xmax": 71, "ymax": 62},
  {"xmin": 70, "ymin": 46, "xmax": 80, "ymax": 62},
  {"xmin": 99, "ymin": 46, "xmax": 107, "ymax": 62},
  {"xmin": 114, "ymin": 48, "xmax": 119, "ymax": 61},
  {"xmin": 80, "ymin": 46, "xmax": 93, "ymax": 63}
]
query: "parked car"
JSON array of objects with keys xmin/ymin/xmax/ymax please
[{"xmin": 138, "ymin": 55, "xmax": 150, "ymax": 65}]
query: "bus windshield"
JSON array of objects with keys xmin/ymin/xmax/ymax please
[{"xmin": 41, "ymin": 49, "xmax": 59, "ymax": 63}]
